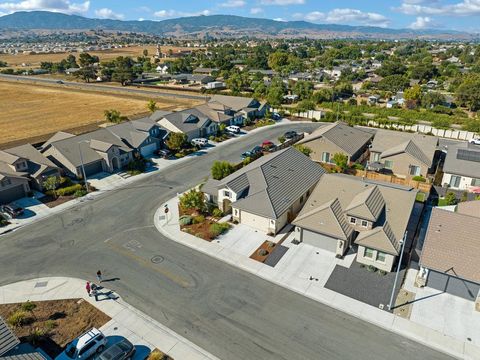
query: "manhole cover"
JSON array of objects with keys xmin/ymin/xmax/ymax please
[{"xmin": 151, "ymin": 255, "xmax": 164, "ymax": 264}]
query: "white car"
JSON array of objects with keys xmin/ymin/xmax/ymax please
[
  {"xmin": 469, "ymin": 138, "xmax": 480, "ymax": 145},
  {"xmin": 191, "ymin": 138, "xmax": 208, "ymax": 147},
  {"xmin": 226, "ymin": 125, "xmax": 240, "ymax": 134},
  {"xmin": 55, "ymin": 328, "xmax": 107, "ymax": 360}
]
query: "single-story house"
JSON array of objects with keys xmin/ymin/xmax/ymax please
[
  {"xmin": 42, "ymin": 129, "xmax": 134, "ymax": 178},
  {"xmin": 209, "ymin": 94, "xmax": 268, "ymax": 120},
  {"xmin": 203, "ymin": 147, "xmax": 325, "ymax": 235},
  {"xmin": 292, "ymin": 174, "xmax": 417, "ymax": 271},
  {"xmin": 441, "ymin": 142, "xmax": 480, "ymax": 191},
  {"xmin": 156, "ymin": 109, "xmax": 218, "ymax": 141},
  {"xmin": 193, "ymin": 67, "xmax": 219, "ymax": 75},
  {"xmin": 368, "ymin": 129, "xmax": 439, "ymax": 179},
  {"xmin": 417, "ymin": 204, "xmax": 480, "ymax": 303},
  {"xmin": 297, "ymin": 122, "xmax": 373, "ymax": 165}
]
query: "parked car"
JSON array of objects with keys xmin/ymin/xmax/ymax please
[
  {"xmin": 470, "ymin": 138, "xmax": 480, "ymax": 145},
  {"xmin": 272, "ymin": 112, "xmax": 281, "ymax": 120},
  {"xmin": 226, "ymin": 125, "xmax": 240, "ymax": 134},
  {"xmin": 98, "ymin": 339, "xmax": 135, "ymax": 360},
  {"xmin": 191, "ymin": 138, "xmax": 209, "ymax": 147},
  {"xmin": 262, "ymin": 140, "xmax": 275, "ymax": 149},
  {"xmin": 0, "ymin": 203, "xmax": 24, "ymax": 219},
  {"xmin": 251, "ymin": 145, "xmax": 264, "ymax": 154},
  {"xmin": 241, "ymin": 151, "xmax": 252, "ymax": 160},
  {"xmin": 155, "ymin": 149, "xmax": 172, "ymax": 159},
  {"xmin": 55, "ymin": 328, "xmax": 107, "ymax": 360},
  {"xmin": 284, "ymin": 131, "xmax": 297, "ymax": 139}
]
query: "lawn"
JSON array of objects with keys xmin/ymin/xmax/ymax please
[
  {"xmin": 0, "ymin": 81, "xmax": 200, "ymax": 148},
  {"xmin": 0, "ymin": 299, "xmax": 110, "ymax": 358}
]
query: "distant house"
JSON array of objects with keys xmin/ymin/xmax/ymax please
[
  {"xmin": 65, "ymin": 67, "xmax": 80, "ymax": 75},
  {"xmin": 203, "ymin": 148, "xmax": 325, "ymax": 235},
  {"xmin": 297, "ymin": 122, "xmax": 373, "ymax": 165},
  {"xmin": 293, "ymin": 174, "xmax": 417, "ymax": 271},
  {"xmin": 172, "ymin": 74, "xmax": 214, "ymax": 85},
  {"xmin": 209, "ymin": 94, "xmax": 268, "ymax": 120},
  {"xmin": 323, "ymin": 67, "xmax": 342, "ymax": 81},
  {"xmin": 441, "ymin": 143, "xmax": 480, "ymax": 191},
  {"xmin": 418, "ymin": 204, "xmax": 480, "ymax": 302},
  {"xmin": 193, "ymin": 67, "xmax": 219, "ymax": 75},
  {"xmin": 155, "ymin": 64, "xmax": 169, "ymax": 74},
  {"xmin": 368, "ymin": 129, "xmax": 439, "ymax": 179}
]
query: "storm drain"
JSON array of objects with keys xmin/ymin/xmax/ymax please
[{"xmin": 151, "ymin": 255, "xmax": 164, "ymax": 264}]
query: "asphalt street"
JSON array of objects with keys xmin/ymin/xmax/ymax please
[{"xmin": 0, "ymin": 122, "xmax": 453, "ymax": 360}]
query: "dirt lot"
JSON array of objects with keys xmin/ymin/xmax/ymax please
[
  {"xmin": 0, "ymin": 299, "xmax": 110, "ymax": 358},
  {"xmin": 0, "ymin": 80, "xmax": 201, "ymax": 148}
]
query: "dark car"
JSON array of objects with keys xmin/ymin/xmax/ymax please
[
  {"xmin": 155, "ymin": 149, "xmax": 172, "ymax": 159},
  {"xmin": 0, "ymin": 204, "xmax": 24, "ymax": 218},
  {"xmin": 251, "ymin": 146, "xmax": 263, "ymax": 154},
  {"xmin": 284, "ymin": 131, "xmax": 297, "ymax": 139},
  {"xmin": 272, "ymin": 112, "xmax": 281, "ymax": 120},
  {"xmin": 241, "ymin": 151, "xmax": 253, "ymax": 160},
  {"xmin": 98, "ymin": 339, "xmax": 135, "ymax": 360}
]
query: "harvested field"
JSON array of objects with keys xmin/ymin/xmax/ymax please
[{"xmin": 0, "ymin": 80, "xmax": 202, "ymax": 148}]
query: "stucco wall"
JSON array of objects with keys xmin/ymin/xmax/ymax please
[
  {"xmin": 356, "ymin": 245, "xmax": 395, "ymax": 272},
  {"xmin": 303, "ymin": 138, "xmax": 351, "ymax": 164},
  {"xmin": 378, "ymin": 152, "xmax": 429, "ymax": 179},
  {"xmin": 442, "ymin": 172, "xmax": 478, "ymax": 190}
]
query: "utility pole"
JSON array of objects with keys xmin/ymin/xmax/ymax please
[
  {"xmin": 388, "ymin": 231, "xmax": 408, "ymax": 311},
  {"xmin": 78, "ymin": 141, "xmax": 89, "ymax": 193}
]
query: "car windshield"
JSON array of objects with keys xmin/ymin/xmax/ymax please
[{"xmin": 65, "ymin": 344, "xmax": 77, "ymax": 358}]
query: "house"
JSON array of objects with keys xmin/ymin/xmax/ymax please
[
  {"xmin": 368, "ymin": 129, "xmax": 439, "ymax": 178},
  {"xmin": 155, "ymin": 64, "xmax": 169, "ymax": 74},
  {"xmin": 417, "ymin": 204, "xmax": 480, "ymax": 303},
  {"xmin": 156, "ymin": 109, "xmax": 218, "ymax": 141},
  {"xmin": 206, "ymin": 81, "xmax": 226, "ymax": 90},
  {"xmin": 0, "ymin": 157, "xmax": 31, "ymax": 204},
  {"xmin": 203, "ymin": 147, "xmax": 325, "ymax": 235},
  {"xmin": 293, "ymin": 174, "xmax": 417, "ymax": 271},
  {"xmin": 297, "ymin": 122, "xmax": 373, "ymax": 165},
  {"xmin": 209, "ymin": 94, "xmax": 268, "ymax": 120},
  {"xmin": 441, "ymin": 142, "xmax": 480, "ymax": 191},
  {"xmin": 2, "ymin": 144, "xmax": 60, "ymax": 190},
  {"xmin": 323, "ymin": 67, "xmax": 342, "ymax": 81},
  {"xmin": 172, "ymin": 74, "xmax": 214, "ymax": 85},
  {"xmin": 193, "ymin": 67, "xmax": 219, "ymax": 75},
  {"xmin": 42, "ymin": 129, "xmax": 135, "ymax": 178}
]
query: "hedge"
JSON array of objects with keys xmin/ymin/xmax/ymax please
[{"xmin": 56, "ymin": 184, "xmax": 83, "ymax": 196}]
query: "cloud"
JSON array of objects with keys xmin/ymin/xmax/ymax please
[
  {"xmin": 0, "ymin": 0, "xmax": 90, "ymax": 14},
  {"xmin": 396, "ymin": 0, "xmax": 480, "ymax": 16},
  {"xmin": 260, "ymin": 0, "xmax": 305, "ymax": 5},
  {"xmin": 220, "ymin": 0, "xmax": 245, "ymax": 7},
  {"xmin": 94, "ymin": 8, "xmax": 124, "ymax": 20},
  {"xmin": 154, "ymin": 9, "xmax": 212, "ymax": 18},
  {"xmin": 409, "ymin": 16, "xmax": 433, "ymax": 28},
  {"xmin": 273, "ymin": 17, "xmax": 287, "ymax": 21},
  {"xmin": 304, "ymin": 11, "xmax": 324, "ymax": 21},
  {"xmin": 250, "ymin": 7, "xmax": 263, "ymax": 14},
  {"xmin": 296, "ymin": 8, "xmax": 389, "ymax": 27}
]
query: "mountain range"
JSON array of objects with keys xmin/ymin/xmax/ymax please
[{"xmin": 0, "ymin": 11, "xmax": 476, "ymax": 40}]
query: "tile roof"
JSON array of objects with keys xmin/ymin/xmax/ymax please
[
  {"xmin": 421, "ymin": 207, "xmax": 480, "ymax": 284},
  {"xmin": 345, "ymin": 185, "xmax": 386, "ymax": 222},
  {"xmin": 443, "ymin": 143, "xmax": 480, "ymax": 179},
  {"xmin": 456, "ymin": 200, "xmax": 480, "ymax": 218},
  {"xmin": 5, "ymin": 144, "xmax": 58, "ymax": 178},
  {"xmin": 0, "ymin": 316, "xmax": 20, "ymax": 356},
  {"xmin": 299, "ymin": 122, "xmax": 373, "ymax": 156},
  {"xmin": 355, "ymin": 222, "xmax": 401, "ymax": 255},
  {"xmin": 381, "ymin": 140, "xmax": 432, "ymax": 167},
  {"xmin": 0, "ymin": 150, "xmax": 20, "ymax": 165},
  {"xmin": 209, "ymin": 95, "xmax": 257, "ymax": 112}
]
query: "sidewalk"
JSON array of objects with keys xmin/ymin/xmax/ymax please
[
  {"xmin": 0, "ymin": 277, "xmax": 219, "ymax": 360},
  {"xmin": 155, "ymin": 196, "xmax": 480, "ymax": 360}
]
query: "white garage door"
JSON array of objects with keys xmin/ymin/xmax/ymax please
[
  {"xmin": 140, "ymin": 143, "xmax": 157, "ymax": 157},
  {"xmin": 240, "ymin": 211, "xmax": 271, "ymax": 233}
]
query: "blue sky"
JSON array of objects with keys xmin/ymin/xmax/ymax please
[{"xmin": 1, "ymin": 0, "xmax": 480, "ymax": 32}]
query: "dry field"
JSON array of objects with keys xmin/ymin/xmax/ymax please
[
  {"xmin": 0, "ymin": 45, "xmax": 202, "ymax": 69},
  {"xmin": 0, "ymin": 80, "xmax": 201, "ymax": 148}
]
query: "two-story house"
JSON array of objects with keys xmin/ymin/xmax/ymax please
[
  {"xmin": 441, "ymin": 142, "xmax": 480, "ymax": 192},
  {"xmin": 156, "ymin": 109, "xmax": 218, "ymax": 141}
]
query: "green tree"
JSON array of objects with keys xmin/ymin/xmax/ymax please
[
  {"xmin": 421, "ymin": 92, "xmax": 446, "ymax": 108},
  {"xmin": 179, "ymin": 189, "xmax": 205, "ymax": 212},
  {"xmin": 293, "ymin": 144, "xmax": 312, "ymax": 157},
  {"xmin": 166, "ymin": 132, "xmax": 188, "ymax": 151},
  {"xmin": 312, "ymin": 88, "xmax": 333, "ymax": 103},
  {"xmin": 104, "ymin": 109, "xmax": 127, "ymax": 124},
  {"xmin": 444, "ymin": 192, "xmax": 457, "ymax": 205},
  {"xmin": 43, "ymin": 176, "xmax": 59, "ymax": 198},
  {"xmin": 378, "ymin": 75, "xmax": 409, "ymax": 93},
  {"xmin": 211, "ymin": 161, "xmax": 235, "ymax": 180},
  {"xmin": 293, "ymin": 81, "xmax": 314, "ymax": 100},
  {"xmin": 456, "ymin": 75, "xmax": 480, "ymax": 111},
  {"xmin": 296, "ymin": 99, "xmax": 316, "ymax": 112},
  {"xmin": 78, "ymin": 53, "xmax": 99, "ymax": 67},
  {"xmin": 147, "ymin": 99, "xmax": 157, "ymax": 113},
  {"xmin": 75, "ymin": 66, "xmax": 96, "ymax": 83},
  {"xmin": 111, "ymin": 56, "xmax": 136, "ymax": 86},
  {"xmin": 332, "ymin": 153, "xmax": 348, "ymax": 171},
  {"xmin": 268, "ymin": 51, "xmax": 289, "ymax": 72}
]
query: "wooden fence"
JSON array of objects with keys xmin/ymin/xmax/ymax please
[{"xmin": 353, "ymin": 170, "xmax": 432, "ymax": 192}]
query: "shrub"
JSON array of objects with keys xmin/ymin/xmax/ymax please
[
  {"xmin": 0, "ymin": 213, "xmax": 9, "ymax": 227},
  {"xmin": 351, "ymin": 163, "xmax": 364, "ymax": 170},
  {"xmin": 74, "ymin": 189, "xmax": 88, "ymax": 198},
  {"xmin": 193, "ymin": 215, "xmax": 205, "ymax": 224},
  {"xmin": 366, "ymin": 265, "xmax": 377, "ymax": 272},
  {"xmin": 175, "ymin": 153, "xmax": 184, "ymax": 158},
  {"xmin": 56, "ymin": 184, "xmax": 82, "ymax": 196},
  {"xmin": 212, "ymin": 208, "xmax": 223, "ymax": 218},
  {"xmin": 44, "ymin": 320, "xmax": 57, "ymax": 330},
  {"xmin": 378, "ymin": 270, "xmax": 388, "ymax": 276},
  {"xmin": 179, "ymin": 215, "xmax": 193, "ymax": 226},
  {"xmin": 8, "ymin": 310, "xmax": 29, "ymax": 327},
  {"xmin": 444, "ymin": 191, "xmax": 458, "ymax": 205},
  {"xmin": 210, "ymin": 222, "xmax": 230, "ymax": 238},
  {"xmin": 412, "ymin": 175, "xmax": 426, "ymax": 182},
  {"xmin": 278, "ymin": 136, "xmax": 286, "ymax": 143},
  {"xmin": 179, "ymin": 189, "xmax": 206, "ymax": 212}
]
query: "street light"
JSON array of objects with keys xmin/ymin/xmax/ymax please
[
  {"xmin": 78, "ymin": 140, "xmax": 89, "ymax": 193},
  {"xmin": 388, "ymin": 231, "xmax": 408, "ymax": 311}
]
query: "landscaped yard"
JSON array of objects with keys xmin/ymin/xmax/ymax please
[{"xmin": 0, "ymin": 299, "xmax": 111, "ymax": 358}]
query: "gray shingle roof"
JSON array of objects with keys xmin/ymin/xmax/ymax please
[
  {"xmin": 5, "ymin": 144, "xmax": 58, "ymax": 178},
  {"xmin": 161, "ymin": 109, "xmax": 213, "ymax": 134},
  {"xmin": 299, "ymin": 122, "xmax": 373, "ymax": 156},
  {"xmin": 345, "ymin": 186, "xmax": 385, "ymax": 222},
  {"xmin": 223, "ymin": 148, "xmax": 325, "ymax": 218},
  {"xmin": 443, "ymin": 143, "xmax": 480, "ymax": 179},
  {"xmin": 0, "ymin": 316, "xmax": 20, "ymax": 356},
  {"xmin": 381, "ymin": 140, "xmax": 432, "ymax": 167},
  {"xmin": 209, "ymin": 95, "xmax": 257, "ymax": 112},
  {"xmin": 355, "ymin": 221, "xmax": 401, "ymax": 255}
]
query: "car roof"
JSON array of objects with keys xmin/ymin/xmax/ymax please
[
  {"xmin": 73, "ymin": 328, "xmax": 101, "ymax": 349},
  {"xmin": 100, "ymin": 339, "xmax": 132, "ymax": 360}
]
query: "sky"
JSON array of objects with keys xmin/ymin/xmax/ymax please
[{"xmin": 1, "ymin": 0, "xmax": 480, "ymax": 32}]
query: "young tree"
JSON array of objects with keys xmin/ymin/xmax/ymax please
[
  {"xmin": 43, "ymin": 176, "xmax": 60, "ymax": 198},
  {"xmin": 456, "ymin": 75, "xmax": 480, "ymax": 111},
  {"xmin": 332, "ymin": 153, "xmax": 348, "ymax": 171},
  {"xmin": 444, "ymin": 192, "xmax": 458, "ymax": 205},
  {"xmin": 293, "ymin": 144, "xmax": 312, "ymax": 157},
  {"xmin": 179, "ymin": 189, "xmax": 205, "ymax": 212},
  {"xmin": 166, "ymin": 132, "xmax": 188, "ymax": 151},
  {"xmin": 147, "ymin": 99, "xmax": 157, "ymax": 113},
  {"xmin": 104, "ymin": 109, "xmax": 127, "ymax": 124},
  {"xmin": 211, "ymin": 161, "xmax": 235, "ymax": 180}
]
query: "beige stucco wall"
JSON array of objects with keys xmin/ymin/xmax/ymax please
[
  {"xmin": 303, "ymin": 138, "xmax": 351, "ymax": 164},
  {"xmin": 375, "ymin": 152, "xmax": 429, "ymax": 179},
  {"xmin": 356, "ymin": 245, "xmax": 395, "ymax": 272}
]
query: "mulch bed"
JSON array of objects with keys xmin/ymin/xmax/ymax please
[
  {"xmin": 250, "ymin": 240, "xmax": 277, "ymax": 262},
  {"xmin": 181, "ymin": 220, "xmax": 218, "ymax": 241},
  {"xmin": 0, "ymin": 299, "xmax": 111, "ymax": 358},
  {"xmin": 40, "ymin": 195, "xmax": 76, "ymax": 208}
]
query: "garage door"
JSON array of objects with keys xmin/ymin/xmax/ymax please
[
  {"xmin": 140, "ymin": 143, "xmax": 157, "ymax": 157},
  {"xmin": 83, "ymin": 161, "xmax": 103, "ymax": 177},
  {"xmin": 240, "ymin": 211, "xmax": 270, "ymax": 233},
  {"xmin": 427, "ymin": 270, "xmax": 480, "ymax": 301},
  {"xmin": 0, "ymin": 185, "xmax": 26, "ymax": 205},
  {"xmin": 302, "ymin": 229, "xmax": 338, "ymax": 252}
]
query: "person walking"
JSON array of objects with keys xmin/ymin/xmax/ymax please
[
  {"xmin": 86, "ymin": 281, "xmax": 91, "ymax": 296},
  {"xmin": 96, "ymin": 270, "xmax": 102, "ymax": 283}
]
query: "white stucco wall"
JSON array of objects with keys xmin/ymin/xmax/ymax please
[
  {"xmin": 356, "ymin": 245, "xmax": 395, "ymax": 272},
  {"xmin": 442, "ymin": 172, "xmax": 479, "ymax": 191}
]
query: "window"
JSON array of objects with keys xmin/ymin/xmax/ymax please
[
  {"xmin": 372, "ymin": 153, "xmax": 380, "ymax": 162},
  {"xmin": 361, "ymin": 220, "xmax": 368, "ymax": 228},
  {"xmin": 409, "ymin": 165, "xmax": 421, "ymax": 176},
  {"xmin": 350, "ymin": 217, "xmax": 356, "ymax": 224},
  {"xmin": 471, "ymin": 178, "xmax": 480, "ymax": 186},
  {"xmin": 449, "ymin": 175, "xmax": 461, "ymax": 188},
  {"xmin": 223, "ymin": 190, "xmax": 230, "ymax": 198},
  {"xmin": 321, "ymin": 152, "xmax": 330, "ymax": 163},
  {"xmin": 364, "ymin": 248, "xmax": 374, "ymax": 259},
  {"xmin": 78, "ymin": 341, "xmax": 96, "ymax": 356},
  {"xmin": 384, "ymin": 160, "xmax": 394, "ymax": 169},
  {"xmin": 376, "ymin": 251, "xmax": 387, "ymax": 263}
]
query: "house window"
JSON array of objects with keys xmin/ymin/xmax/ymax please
[
  {"xmin": 409, "ymin": 165, "xmax": 421, "ymax": 176},
  {"xmin": 223, "ymin": 190, "xmax": 230, "ymax": 198},
  {"xmin": 449, "ymin": 175, "xmax": 461, "ymax": 188},
  {"xmin": 376, "ymin": 251, "xmax": 387, "ymax": 263},
  {"xmin": 471, "ymin": 178, "xmax": 480, "ymax": 186},
  {"xmin": 384, "ymin": 160, "xmax": 394, "ymax": 169},
  {"xmin": 321, "ymin": 152, "xmax": 330, "ymax": 163},
  {"xmin": 372, "ymin": 153, "xmax": 380, "ymax": 162},
  {"xmin": 364, "ymin": 248, "xmax": 374, "ymax": 259},
  {"xmin": 350, "ymin": 217, "xmax": 356, "ymax": 224},
  {"xmin": 361, "ymin": 220, "xmax": 368, "ymax": 228}
]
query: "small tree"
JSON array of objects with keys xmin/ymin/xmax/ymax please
[
  {"xmin": 293, "ymin": 144, "xmax": 312, "ymax": 157},
  {"xmin": 218, "ymin": 123, "xmax": 226, "ymax": 134},
  {"xmin": 179, "ymin": 189, "xmax": 205, "ymax": 212},
  {"xmin": 21, "ymin": 300, "xmax": 37, "ymax": 321},
  {"xmin": 104, "ymin": 109, "xmax": 127, "ymax": 124},
  {"xmin": 166, "ymin": 132, "xmax": 188, "ymax": 151},
  {"xmin": 43, "ymin": 176, "xmax": 59, "ymax": 198},
  {"xmin": 211, "ymin": 161, "xmax": 235, "ymax": 180},
  {"xmin": 332, "ymin": 153, "xmax": 348, "ymax": 171},
  {"xmin": 444, "ymin": 192, "xmax": 457, "ymax": 205},
  {"xmin": 147, "ymin": 99, "xmax": 157, "ymax": 113}
]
